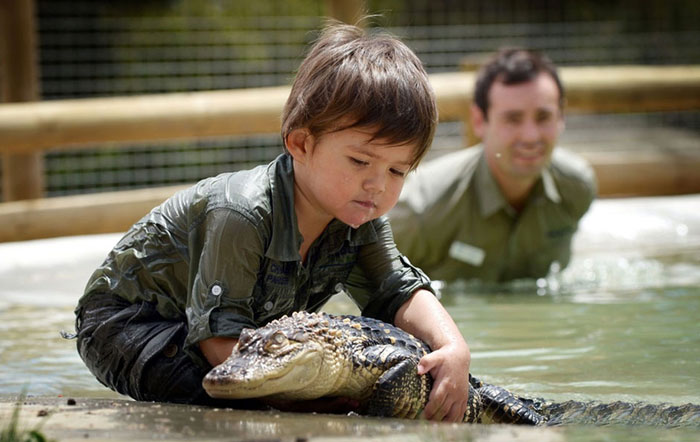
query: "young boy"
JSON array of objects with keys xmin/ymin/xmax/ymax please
[{"xmin": 73, "ymin": 22, "xmax": 471, "ymax": 422}]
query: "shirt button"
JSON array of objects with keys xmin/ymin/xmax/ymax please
[
  {"xmin": 210, "ymin": 284, "xmax": 222, "ymax": 296},
  {"xmin": 264, "ymin": 301, "xmax": 273, "ymax": 311},
  {"xmin": 163, "ymin": 343, "xmax": 178, "ymax": 358},
  {"xmin": 334, "ymin": 283, "xmax": 344, "ymax": 293}
]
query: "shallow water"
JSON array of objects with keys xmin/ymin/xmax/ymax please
[{"xmin": 1, "ymin": 195, "xmax": 699, "ymax": 439}]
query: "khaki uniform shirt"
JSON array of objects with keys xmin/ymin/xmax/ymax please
[
  {"xmin": 81, "ymin": 153, "xmax": 432, "ymax": 349},
  {"xmin": 389, "ymin": 145, "xmax": 596, "ymax": 282}
]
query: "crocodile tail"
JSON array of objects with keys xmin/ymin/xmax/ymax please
[
  {"xmin": 539, "ymin": 400, "xmax": 700, "ymax": 427},
  {"xmin": 469, "ymin": 374, "xmax": 484, "ymax": 389}
]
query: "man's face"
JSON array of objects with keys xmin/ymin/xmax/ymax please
[{"xmin": 473, "ymin": 72, "xmax": 564, "ymax": 184}]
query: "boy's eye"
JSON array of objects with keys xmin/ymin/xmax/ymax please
[
  {"xmin": 390, "ymin": 168, "xmax": 407, "ymax": 178},
  {"xmin": 350, "ymin": 157, "xmax": 369, "ymax": 166},
  {"xmin": 505, "ymin": 115, "xmax": 522, "ymax": 125}
]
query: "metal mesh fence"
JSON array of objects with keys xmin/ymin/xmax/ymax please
[{"xmin": 1, "ymin": 0, "xmax": 698, "ymax": 198}]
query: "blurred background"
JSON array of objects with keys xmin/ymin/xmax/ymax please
[{"xmin": 1, "ymin": 0, "xmax": 698, "ymax": 200}]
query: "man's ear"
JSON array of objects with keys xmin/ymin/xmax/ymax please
[
  {"xmin": 557, "ymin": 112, "xmax": 566, "ymax": 135},
  {"xmin": 470, "ymin": 103, "xmax": 486, "ymax": 140},
  {"xmin": 285, "ymin": 128, "xmax": 314, "ymax": 163}
]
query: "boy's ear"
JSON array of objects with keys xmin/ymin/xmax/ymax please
[{"xmin": 285, "ymin": 128, "xmax": 314, "ymax": 163}]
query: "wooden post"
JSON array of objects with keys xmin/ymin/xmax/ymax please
[
  {"xmin": 325, "ymin": 0, "xmax": 365, "ymax": 25},
  {"xmin": 0, "ymin": 0, "xmax": 44, "ymax": 201}
]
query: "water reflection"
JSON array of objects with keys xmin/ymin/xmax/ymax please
[{"xmin": 438, "ymin": 278, "xmax": 700, "ymax": 405}]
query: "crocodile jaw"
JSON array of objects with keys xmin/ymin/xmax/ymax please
[{"xmin": 203, "ymin": 347, "xmax": 324, "ymax": 400}]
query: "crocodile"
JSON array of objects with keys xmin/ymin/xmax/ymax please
[{"xmin": 202, "ymin": 311, "xmax": 544, "ymax": 425}]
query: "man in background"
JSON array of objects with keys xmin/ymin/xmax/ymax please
[{"xmin": 389, "ymin": 48, "xmax": 597, "ymax": 283}]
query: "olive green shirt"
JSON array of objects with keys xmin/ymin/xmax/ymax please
[
  {"xmin": 81, "ymin": 153, "xmax": 432, "ymax": 349},
  {"xmin": 389, "ymin": 145, "xmax": 596, "ymax": 282}
]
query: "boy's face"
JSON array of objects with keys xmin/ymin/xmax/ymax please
[
  {"xmin": 473, "ymin": 72, "xmax": 564, "ymax": 184},
  {"xmin": 295, "ymin": 126, "xmax": 416, "ymax": 229}
]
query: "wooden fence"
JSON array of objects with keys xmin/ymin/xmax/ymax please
[{"xmin": 1, "ymin": 66, "xmax": 700, "ymax": 242}]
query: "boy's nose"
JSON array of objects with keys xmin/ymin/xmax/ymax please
[{"xmin": 363, "ymin": 171, "xmax": 386, "ymax": 193}]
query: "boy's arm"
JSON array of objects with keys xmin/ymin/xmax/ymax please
[
  {"xmin": 394, "ymin": 289, "xmax": 471, "ymax": 423},
  {"xmin": 200, "ymin": 337, "xmax": 238, "ymax": 366}
]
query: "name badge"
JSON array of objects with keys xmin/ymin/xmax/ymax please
[{"xmin": 448, "ymin": 241, "xmax": 485, "ymax": 267}]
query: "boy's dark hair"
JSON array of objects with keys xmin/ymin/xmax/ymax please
[
  {"xmin": 473, "ymin": 48, "xmax": 565, "ymax": 118},
  {"xmin": 281, "ymin": 21, "xmax": 437, "ymax": 170}
]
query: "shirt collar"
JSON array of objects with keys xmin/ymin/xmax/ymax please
[
  {"xmin": 475, "ymin": 152, "xmax": 511, "ymax": 217},
  {"xmin": 541, "ymin": 167, "xmax": 562, "ymax": 204},
  {"xmin": 266, "ymin": 153, "xmax": 303, "ymax": 261},
  {"xmin": 321, "ymin": 218, "xmax": 379, "ymax": 253},
  {"xmin": 475, "ymin": 148, "xmax": 561, "ymax": 218}
]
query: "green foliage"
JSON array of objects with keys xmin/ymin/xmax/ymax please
[{"xmin": 0, "ymin": 397, "xmax": 53, "ymax": 442}]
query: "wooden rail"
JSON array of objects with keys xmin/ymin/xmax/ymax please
[
  {"xmin": 2, "ymin": 66, "xmax": 700, "ymax": 154},
  {"xmin": 0, "ymin": 185, "xmax": 188, "ymax": 242},
  {"xmin": 1, "ymin": 65, "xmax": 700, "ymax": 242}
]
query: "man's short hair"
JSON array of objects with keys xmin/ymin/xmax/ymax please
[
  {"xmin": 473, "ymin": 48, "xmax": 565, "ymax": 118},
  {"xmin": 281, "ymin": 21, "xmax": 437, "ymax": 170}
]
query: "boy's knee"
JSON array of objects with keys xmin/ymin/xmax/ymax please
[{"xmin": 75, "ymin": 296, "xmax": 199, "ymax": 402}]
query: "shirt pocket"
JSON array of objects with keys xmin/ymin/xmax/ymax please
[
  {"xmin": 532, "ymin": 228, "xmax": 575, "ymax": 276},
  {"xmin": 317, "ymin": 259, "xmax": 356, "ymax": 283}
]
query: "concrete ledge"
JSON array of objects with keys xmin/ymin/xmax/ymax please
[{"xmin": 0, "ymin": 395, "xmax": 558, "ymax": 441}]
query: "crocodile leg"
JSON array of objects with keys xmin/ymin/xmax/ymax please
[
  {"xmin": 475, "ymin": 383, "xmax": 545, "ymax": 425},
  {"xmin": 363, "ymin": 351, "xmax": 483, "ymax": 423},
  {"xmin": 364, "ymin": 357, "xmax": 429, "ymax": 419}
]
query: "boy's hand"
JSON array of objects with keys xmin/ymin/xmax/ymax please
[
  {"xmin": 393, "ymin": 289, "xmax": 472, "ymax": 423},
  {"xmin": 417, "ymin": 343, "xmax": 470, "ymax": 422}
]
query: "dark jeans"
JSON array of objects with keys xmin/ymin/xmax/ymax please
[{"xmin": 75, "ymin": 293, "xmax": 254, "ymax": 407}]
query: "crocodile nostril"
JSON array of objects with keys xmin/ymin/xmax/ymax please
[{"xmin": 239, "ymin": 328, "xmax": 253, "ymax": 345}]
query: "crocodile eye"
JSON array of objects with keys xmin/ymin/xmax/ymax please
[
  {"xmin": 265, "ymin": 331, "xmax": 288, "ymax": 350},
  {"xmin": 272, "ymin": 331, "xmax": 286, "ymax": 344}
]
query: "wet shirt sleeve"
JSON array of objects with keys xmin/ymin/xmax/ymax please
[
  {"xmin": 184, "ymin": 207, "xmax": 265, "ymax": 348},
  {"xmin": 346, "ymin": 217, "xmax": 434, "ymax": 324}
]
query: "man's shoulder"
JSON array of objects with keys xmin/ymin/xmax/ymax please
[
  {"xmin": 419, "ymin": 146, "xmax": 482, "ymax": 174},
  {"xmin": 393, "ymin": 147, "xmax": 482, "ymax": 230},
  {"xmin": 406, "ymin": 146, "xmax": 482, "ymax": 191},
  {"xmin": 549, "ymin": 147, "xmax": 597, "ymax": 213},
  {"xmin": 550, "ymin": 147, "xmax": 596, "ymax": 189}
]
